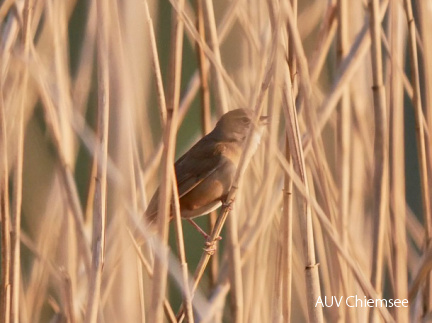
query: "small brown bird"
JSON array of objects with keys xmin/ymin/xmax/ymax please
[{"xmin": 145, "ymin": 108, "xmax": 267, "ymax": 237}]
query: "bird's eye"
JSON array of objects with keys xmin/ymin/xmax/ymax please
[{"xmin": 241, "ymin": 117, "xmax": 250, "ymax": 124}]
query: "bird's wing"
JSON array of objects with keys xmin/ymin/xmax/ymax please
[{"xmin": 175, "ymin": 137, "xmax": 226, "ymax": 198}]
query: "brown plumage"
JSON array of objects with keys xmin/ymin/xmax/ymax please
[{"xmin": 145, "ymin": 108, "xmax": 267, "ymax": 226}]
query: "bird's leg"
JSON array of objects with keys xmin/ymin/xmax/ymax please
[
  {"xmin": 187, "ymin": 219, "xmax": 222, "ymax": 241},
  {"xmin": 186, "ymin": 219, "xmax": 222, "ymax": 255},
  {"xmin": 201, "ymin": 197, "xmax": 234, "ymax": 255}
]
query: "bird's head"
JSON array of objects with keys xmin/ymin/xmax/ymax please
[{"xmin": 214, "ymin": 108, "xmax": 268, "ymax": 143}]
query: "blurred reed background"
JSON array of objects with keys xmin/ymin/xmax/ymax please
[{"xmin": 0, "ymin": 0, "xmax": 431, "ymax": 322}]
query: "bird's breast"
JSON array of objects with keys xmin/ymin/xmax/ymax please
[
  {"xmin": 222, "ymin": 130, "xmax": 263, "ymax": 167},
  {"xmin": 219, "ymin": 142, "xmax": 243, "ymax": 166},
  {"xmin": 179, "ymin": 159, "xmax": 236, "ymax": 217}
]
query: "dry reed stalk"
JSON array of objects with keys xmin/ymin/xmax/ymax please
[
  {"xmin": 409, "ymin": 248, "xmax": 432, "ymax": 302},
  {"xmin": 0, "ymin": 75, "xmax": 11, "ymax": 323},
  {"xmin": 282, "ymin": 138, "xmax": 293, "ymax": 322},
  {"xmin": 226, "ymin": 206, "xmax": 244, "ymax": 323},
  {"xmin": 142, "ymin": 0, "xmax": 246, "ymax": 193},
  {"xmin": 194, "ymin": 0, "xmax": 219, "ymax": 287},
  {"xmin": 284, "ymin": 3, "xmax": 295, "ymax": 318},
  {"xmin": 258, "ymin": 28, "xmax": 290, "ymax": 323},
  {"xmin": 303, "ymin": 0, "xmax": 388, "ymax": 155},
  {"xmin": 129, "ymin": 209, "xmax": 217, "ymax": 320},
  {"xmin": 48, "ymin": 0, "xmax": 75, "ymax": 163},
  {"xmin": 306, "ymin": 178, "xmax": 336, "ymax": 320},
  {"xmin": 273, "ymin": 2, "xmax": 294, "ymax": 322},
  {"xmin": 281, "ymin": 71, "xmax": 323, "ymax": 323},
  {"xmin": 210, "ymin": 2, "xmax": 267, "ymax": 320},
  {"xmin": 336, "ymin": 0, "xmax": 351, "ymax": 247},
  {"xmin": 403, "ymin": 0, "xmax": 432, "ymax": 315},
  {"xmin": 144, "ymin": 1, "xmax": 167, "ymax": 127},
  {"xmin": 310, "ymin": 5, "xmax": 337, "ymax": 83},
  {"xmin": 380, "ymin": 32, "xmax": 414, "ymax": 100},
  {"xmin": 10, "ymin": 1, "xmax": 33, "ymax": 322},
  {"xmin": 136, "ymin": 258, "xmax": 145, "ymax": 322},
  {"xmin": 203, "ymin": 0, "xmax": 228, "ymax": 114},
  {"xmin": 0, "ymin": 5, "xmax": 16, "ymax": 321},
  {"xmin": 126, "ymin": 229, "xmax": 176, "ymax": 321},
  {"xmin": 283, "ymin": 2, "xmax": 323, "ymax": 321},
  {"xmin": 71, "ymin": 2, "xmax": 96, "ymax": 114},
  {"xmin": 237, "ymin": 184, "xmax": 282, "ymax": 258},
  {"xmin": 84, "ymin": 0, "xmax": 110, "ymax": 321},
  {"xmin": 2, "ymin": 0, "xmax": 430, "ymax": 320},
  {"xmin": 149, "ymin": 0, "xmax": 185, "ymax": 321},
  {"xmin": 35, "ymin": 70, "xmax": 91, "ymax": 275},
  {"xmin": 171, "ymin": 168, "xmax": 194, "ymax": 322},
  {"xmin": 389, "ymin": 2, "xmax": 408, "ymax": 322},
  {"xmin": 273, "ymin": 237, "xmax": 284, "ymax": 323},
  {"xmin": 177, "ymin": 15, "xmax": 278, "ymax": 322},
  {"xmin": 195, "ymin": 0, "xmax": 211, "ymax": 134},
  {"xmin": 294, "ymin": 70, "xmax": 347, "ymax": 320},
  {"xmin": 288, "ymin": 0, "xmax": 297, "ymax": 85},
  {"xmin": 59, "ymin": 269, "xmax": 76, "ymax": 323},
  {"xmin": 407, "ymin": 207, "xmax": 424, "ymax": 251},
  {"xmin": 276, "ymin": 150, "xmax": 395, "ymax": 322},
  {"xmin": 0, "ymin": 0, "xmax": 14, "ymax": 21},
  {"xmin": 24, "ymin": 202, "xmax": 65, "ymax": 321},
  {"xmin": 199, "ymin": 1, "xmax": 268, "ymax": 320},
  {"xmin": 157, "ymin": 0, "xmax": 243, "ymax": 129},
  {"xmin": 0, "ymin": 7, "xmax": 20, "ymax": 76},
  {"xmin": 417, "ymin": 1, "xmax": 432, "ymax": 205},
  {"xmin": 46, "ymin": 3, "xmax": 82, "ymax": 317},
  {"xmin": 19, "ymin": 231, "xmax": 72, "ymax": 296},
  {"xmin": 368, "ymin": 1, "xmax": 389, "ymax": 321},
  {"xmin": 403, "ymin": 0, "xmax": 430, "ymax": 189},
  {"xmin": 205, "ymin": 190, "xmax": 283, "ymax": 320},
  {"xmin": 168, "ymin": 0, "xmax": 246, "ymax": 107}
]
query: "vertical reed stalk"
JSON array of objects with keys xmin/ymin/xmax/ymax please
[
  {"xmin": 144, "ymin": 1, "xmax": 167, "ymax": 127},
  {"xmin": 336, "ymin": 0, "xmax": 352, "ymax": 321},
  {"xmin": 194, "ymin": 0, "xmax": 219, "ymax": 287},
  {"xmin": 282, "ymin": 67, "xmax": 323, "ymax": 323},
  {"xmin": 417, "ymin": 1, "xmax": 432, "ymax": 206},
  {"xmin": 403, "ymin": 0, "xmax": 432, "ymax": 315},
  {"xmin": 284, "ymin": 2, "xmax": 323, "ymax": 321},
  {"xmin": 84, "ymin": 0, "xmax": 110, "ymax": 321},
  {"xmin": 1, "ymin": 0, "xmax": 430, "ymax": 321},
  {"xmin": 303, "ymin": 1, "xmax": 388, "ymax": 154},
  {"xmin": 368, "ymin": 0, "xmax": 389, "ymax": 319},
  {"xmin": 10, "ymin": 1, "xmax": 33, "ymax": 322},
  {"xmin": 389, "ymin": 3, "xmax": 408, "ymax": 321},
  {"xmin": 150, "ymin": 0, "xmax": 185, "ymax": 321},
  {"xmin": 336, "ymin": 0, "xmax": 350, "ymax": 248},
  {"xmin": 0, "ymin": 77, "xmax": 11, "ymax": 323},
  {"xmin": 282, "ymin": 138, "xmax": 293, "ymax": 322},
  {"xmin": 203, "ymin": 0, "xmax": 228, "ymax": 114},
  {"xmin": 171, "ymin": 170, "xmax": 194, "ymax": 322}
]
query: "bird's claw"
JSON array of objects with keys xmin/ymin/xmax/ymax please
[
  {"xmin": 222, "ymin": 200, "xmax": 234, "ymax": 211},
  {"xmin": 203, "ymin": 236, "xmax": 222, "ymax": 255},
  {"xmin": 203, "ymin": 245, "xmax": 216, "ymax": 255},
  {"xmin": 203, "ymin": 240, "xmax": 217, "ymax": 255}
]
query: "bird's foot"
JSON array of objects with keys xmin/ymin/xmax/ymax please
[
  {"xmin": 222, "ymin": 199, "xmax": 234, "ymax": 211},
  {"xmin": 203, "ymin": 238, "xmax": 220, "ymax": 255}
]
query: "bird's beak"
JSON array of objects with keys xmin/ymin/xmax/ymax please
[{"xmin": 259, "ymin": 115, "xmax": 270, "ymax": 125}]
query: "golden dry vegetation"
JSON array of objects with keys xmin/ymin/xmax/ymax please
[{"xmin": 1, "ymin": 0, "xmax": 432, "ymax": 322}]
